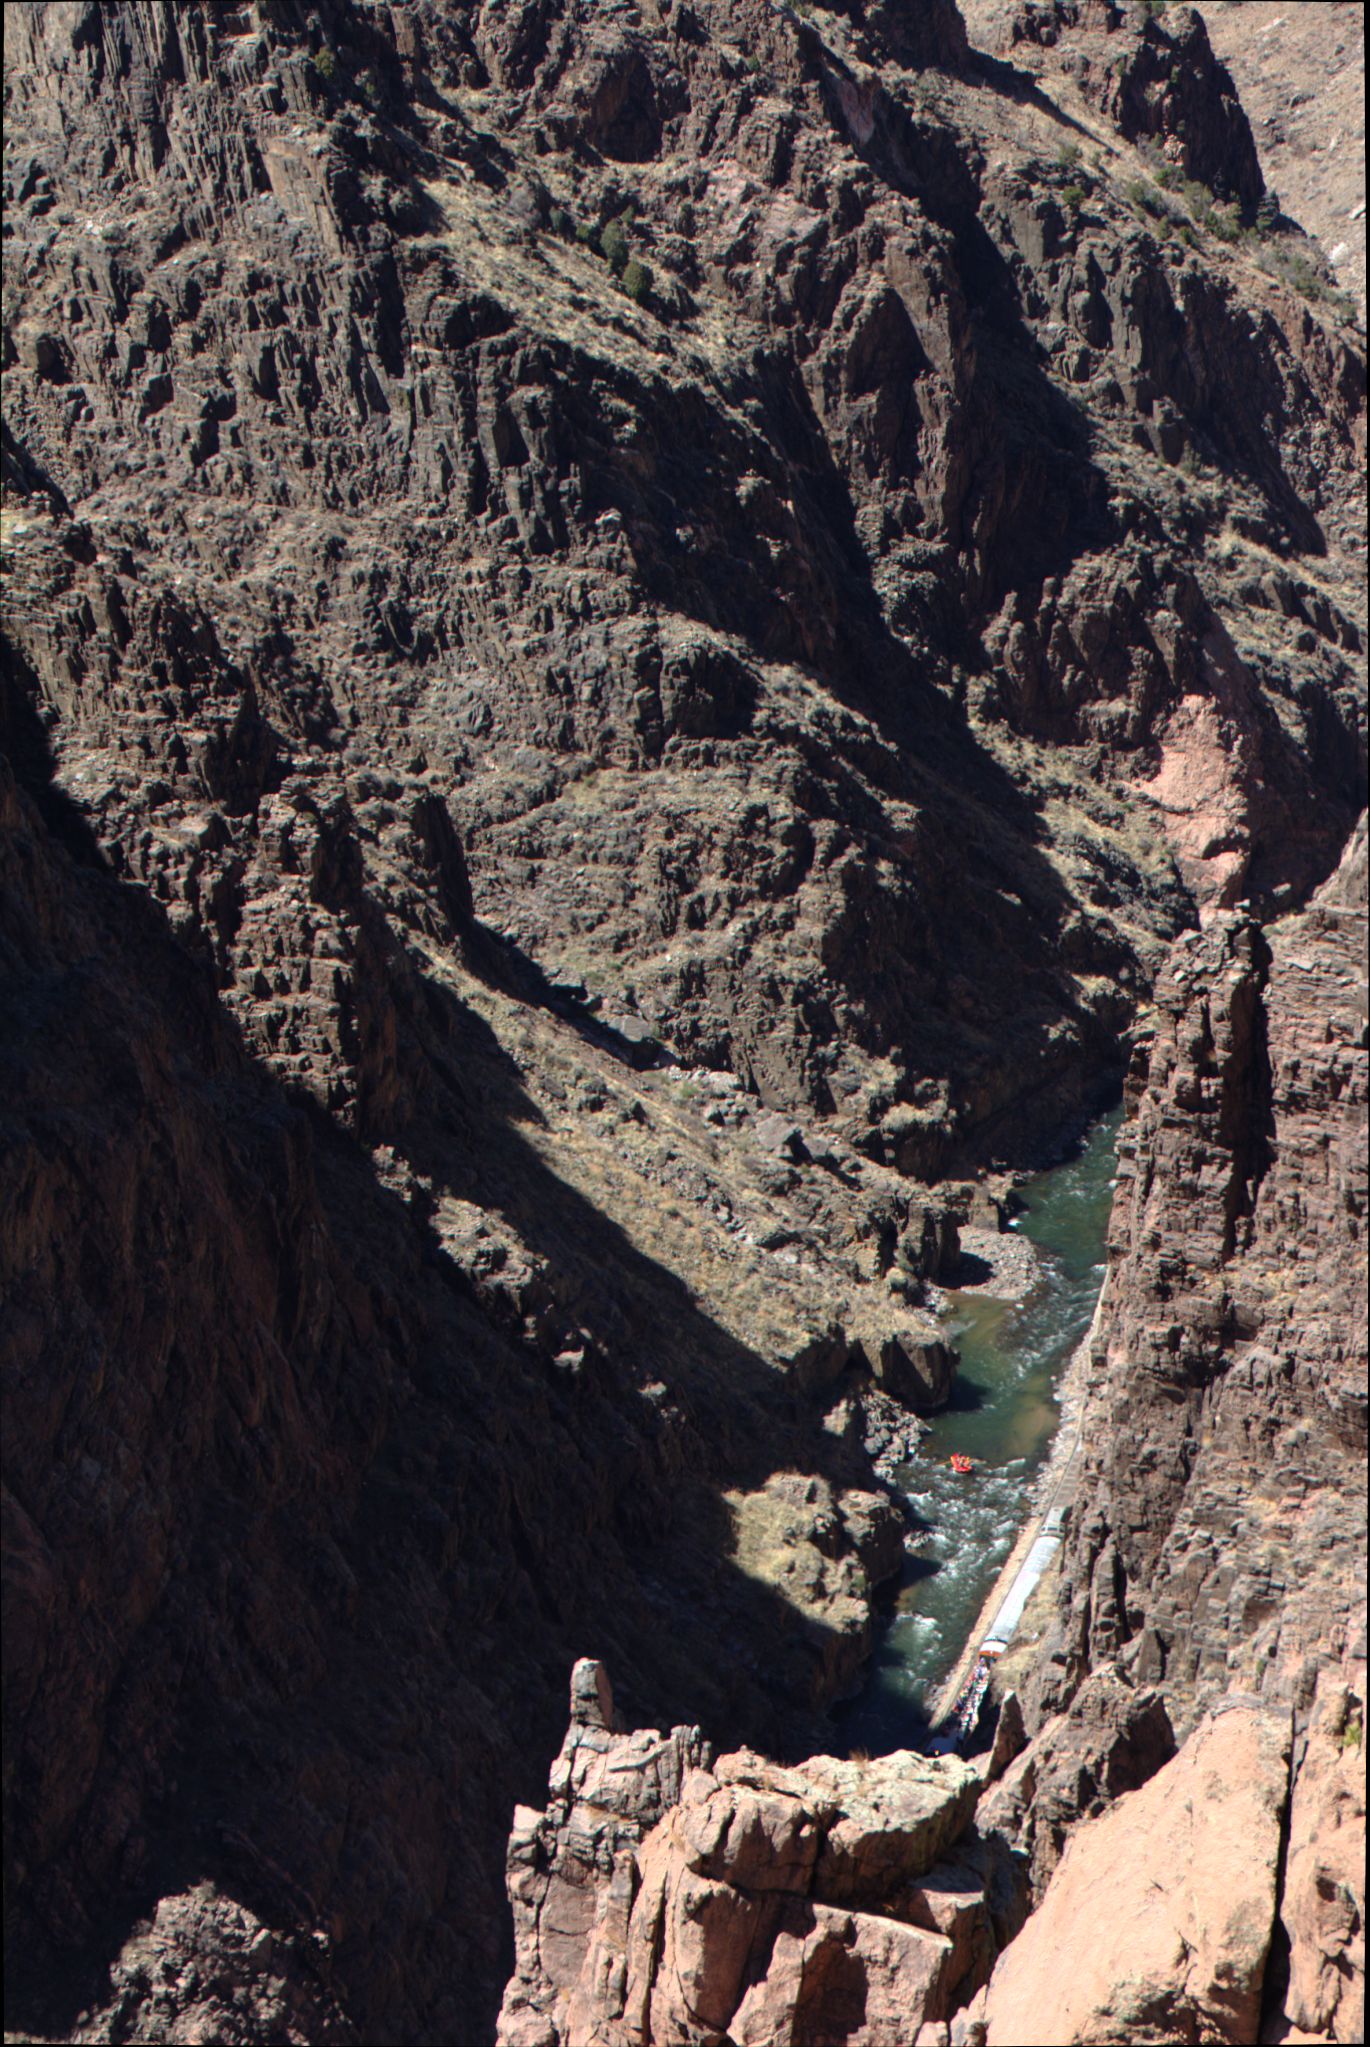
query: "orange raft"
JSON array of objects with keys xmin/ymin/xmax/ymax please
[{"xmin": 949, "ymin": 1453, "xmax": 975, "ymax": 1476}]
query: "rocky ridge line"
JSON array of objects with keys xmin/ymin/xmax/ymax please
[{"xmin": 2, "ymin": 0, "xmax": 1366, "ymax": 2041}]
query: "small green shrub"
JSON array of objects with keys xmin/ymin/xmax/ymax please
[
  {"xmin": 1056, "ymin": 141, "xmax": 1082, "ymax": 169},
  {"xmin": 1283, "ymin": 251, "xmax": 1325, "ymax": 298},
  {"xmin": 1342, "ymin": 1715, "xmax": 1363, "ymax": 1753},
  {"xmin": 1208, "ymin": 207, "xmax": 1240, "ymax": 244},
  {"xmin": 1127, "ymin": 180, "xmax": 1181, "ymax": 226},
  {"xmin": 1256, "ymin": 190, "xmax": 1281, "ymax": 234},
  {"xmin": 313, "ymin": 46, "xmax": 338, "ymax": 81},
  {"xmin": 1154, "ymin": 163, "xmax": 1180, "ymax": 191},
  {"xmin": 550, "ymin": 206, "xmax": 574, "ymax": 238},
  {"xmin": 575, "ymin": 221, "xmax": 598, "ymax": 247},
  {"xmin": 621, "ymin": 257, "xmax": 654, "ymax": 304},
  {"xmin": 599, "ymin": 218, "xmax": 630, "ymax": 275},
  {"xmin": 1062, "ymin": 184, "xmax": 1085, "ymax": 216}
]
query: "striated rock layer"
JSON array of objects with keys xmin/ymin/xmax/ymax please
[
  {"xmin": 2, "ymin": 0, "xmax": 1366, "ymax": 2042},
  {"xmin": 969, "ymin": 813, "xmax": 1367, "ymax": 2046},
  {"xmin": 1037, "ymin": 817, "xmax": 1367, "ymax": 1733}
]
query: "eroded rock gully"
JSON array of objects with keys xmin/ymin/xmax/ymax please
[{"xmin": 2, "ymin": 0, "xmax": 1365, "ymax": 2042}]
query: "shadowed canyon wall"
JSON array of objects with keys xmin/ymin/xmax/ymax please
[{"xmin": 2, "ymin": 0, "xmax": 1365, "ymax": 2041}]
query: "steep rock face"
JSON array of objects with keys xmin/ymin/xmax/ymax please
[
  {"xmin": 972, "ymin": 813, "xmax": 1368, "ymax": 2044},
  {"xmin": 3, "ymin": 1, "xmax": 1367, "ymax": 2042},
  {"xmin": 979, "ymin": 1699, "xmax": 1291, "ymax": 2047},
  {"xmin": 4, "ymin": 0, "xmax": 1364, "ymax": 1168},
  {"xmin": 1037, "ymin": 818, "xmax": 1368, "ymax": 1730},
  {"xmin": 1, "ymin": 732, "xmax": 950, "ymax": 2043},
  {"xmin": 498, "ymin": 1660, "xmax": 1008, "ymax": 2047},
  {"xmin": 1002, "ymin": 1, "xmax": 1264, "ymax": 210}
]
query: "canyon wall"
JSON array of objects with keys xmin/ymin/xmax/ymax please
[
  {"xmin": 980, "ymin": 813, "xmax": 1366, "ymax": 2046},
  {"xmin": 2, "ymin": 0, "xmax": 1365, "ymax": 2041}
]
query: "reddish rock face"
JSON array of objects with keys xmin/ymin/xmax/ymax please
[
  {"xmin": 978, "ymin": 817, "xmax": 1367, "ymax": 2047},
  {"xmin": 980, "ymin": 1700, "xmax": 1292, "ymax": 2047},
  {"xmin": 2, "ymin": 0, "xmax": 1364, "ymax": 2040},
  {"xmin": 497, "ymin": 1660, "xmax": 1002, "ymax": 2047},
  {"xmin": 1278, "ymin": 1659, "xmax": 1367, "ymax": 2046},
  {"xmin": 1036, "ymin": 819, "xmax": 1368, "ymax": 1735}
]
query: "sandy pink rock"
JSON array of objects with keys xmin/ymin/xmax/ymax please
[
  {"xmin": 983, "ymin": 1701, "xmax": 1290, "ymax": 2046},
  {"xmin": 1271, "ymin": 1653, "xmax": 1367, "ymax": 2045}
]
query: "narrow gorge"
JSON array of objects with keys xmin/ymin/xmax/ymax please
[{"xmin": 2, "ymin": 2, "xmax": 1364, "ymax": 2044}]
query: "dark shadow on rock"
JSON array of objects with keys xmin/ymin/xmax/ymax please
[
  {"xmin": 1, "ymin": 639, "xmax": 107, "ymax": 868},
  {"xmin": 0, "ymin": 745, "xmax": 894, "ymax": 2045},
  {"xmin": 946, "ymin": 1250, "xmax": 995, "ymax": 1287},
  {"xmin": 472, "ymin": 928, "xmax": 675, "ymax": 1071}
]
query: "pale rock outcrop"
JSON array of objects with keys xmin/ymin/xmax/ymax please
[
  {"xmin": 498, "ymin": 1662, "xmax": 997, "ymax": 2046},
  {"xmin": 1269, "ymin": 1648, "xmax": 1367, "ymax": 2045},
  {"xmin": 979, "ymin": 1700, "xmax": 1290, "ymax": 2046}
]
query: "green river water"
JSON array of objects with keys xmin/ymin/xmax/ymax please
[{"xmin": 836, "ymin": 1104, "xmax": 1125, "ymax": 1754}]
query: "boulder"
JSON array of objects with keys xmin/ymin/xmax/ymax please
[{"xmin": 873, "ymin": 1332, "xmax": 958, "ymax": 1412}]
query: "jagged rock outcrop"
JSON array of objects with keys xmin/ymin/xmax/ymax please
[
  {"xmin": 1002, "ymin": 1, "xmax": 1264, "ymax": 210},
  {"xmin": 2, "ymin": 0, "xmax": 1366, "ymax": 2041},
  {"xmin": 498, "ymin": 1660, "xmax": 1014, "ymax": 2047},
  {"xmin": 1036, "ymin": 817, "xmax": 1368, "ymax": 1730},
  {"xmin": 977, "ymin": 1663, "xmax": 1175, "ymax": 1896}
]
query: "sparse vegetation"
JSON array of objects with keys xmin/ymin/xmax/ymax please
[
  {"xmin": 1126, "ymin": 179, "xmax": 1181, "ymax": 226},
  {"xmin": 1256, "ymin": 237, "xmax": 1350, "ymax": 312},
  {"xmin": 621, "ymin": 257, "xmax": 654, "ymax": 305},
  {"xmin": 1062, "ymin": 184, "xmax": 1085, "ymax": 218},
  {"xmin": 599, "ymin": 217, "xmax": 631, "ymax": 276},
  {"xmin": 1056, "ymin": 142, "xmax": 1082, "ymax": 171}
]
